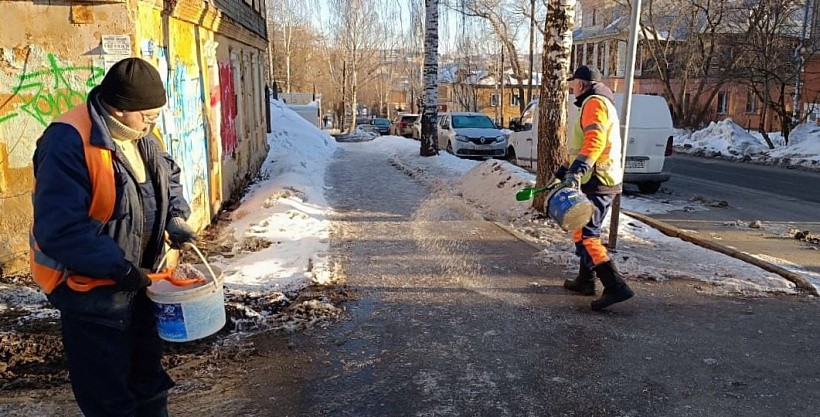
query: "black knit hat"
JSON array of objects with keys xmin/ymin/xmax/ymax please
[
  {"xmin": 98, "ymin": 58, "xmax": 167, "ymax": 111},
  {"xmin": 568, "ymin": 65, "xmax": 602, "ymax": 82}
]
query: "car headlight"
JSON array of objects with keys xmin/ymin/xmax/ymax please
[
  {"xmin": 495, "ymin": 135, "xmax": 505, "ymax": 142},
  {"xmin": 455, "ymin": 134, "xmax": 469, "ymax": 142}
]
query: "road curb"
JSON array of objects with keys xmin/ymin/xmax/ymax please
[{"xmin": 622, "ymin": 210, "xmax": 818, "ymax": 296}]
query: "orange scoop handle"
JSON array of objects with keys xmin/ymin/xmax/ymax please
[
  {"xmin": 147, "ymin": 268, "xmax": 174, "ymax": 281},
  {"xmin": 147, "ymin": 268, "xmax": 206, "ymax": 287},
  {"xmin": 165, "ymin": 277, "xmax": 206, "ymax": 287}
]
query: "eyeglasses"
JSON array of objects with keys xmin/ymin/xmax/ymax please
[
  {"xmin": 140, "ymin": 111, "xmax": 162, "ymax": 124},
  {"xmin": 122, "ymin": 109, "xmax": 162, "ymax": 124}
]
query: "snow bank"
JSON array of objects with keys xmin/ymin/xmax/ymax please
[
  {"xmin": 217, "ymin": 100, "xmax": 337, "ymax": 294},
  {"xmin": 675, "ymin": 119, "xmax": 768, "ymax": 157}
]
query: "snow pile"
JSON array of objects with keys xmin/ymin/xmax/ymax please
[
  {"xmin": 216, "ymin": 99, "xmax": 337, "ymax": 300},
  {"xmin": 759, "ymin": 123, "xmax": 820, "ymax": 168},
  {"xmin": 454, "ymin": 160, "xmax": 539, "ymax": 222},
  {"xmin": 0, "ymin": 284, "xmax": 52, "ymax": 318},
  {"xmin": 675, "ymin": 119, "xmax": 768, "ymax": 157}
]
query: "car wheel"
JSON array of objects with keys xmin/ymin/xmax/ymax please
[
  {"xmin": 637, "ymin": 181, "xmax": 661, "ymax": 194},
  {"xmin": 446, "ymin": 141, "xmax": 454, "ymax": 154},
  {"xmin": 507, "ymin": 148, "xmax": 518, "ymax": 165}
]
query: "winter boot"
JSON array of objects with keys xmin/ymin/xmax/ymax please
[
  {"xmin": 590, "ymin": 261, "xmax": 634, "ymax": 311},
  {"xmin": 563, "ymin": 260, "xmax": 596, "ymax": 295}
]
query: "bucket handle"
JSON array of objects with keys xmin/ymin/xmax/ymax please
[{"xmin": 157, "ymin": 243, "xmax": 220, "ymax": 291}]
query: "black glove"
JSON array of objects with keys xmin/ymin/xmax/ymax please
[
  {"xmin": 554, "ymin": 165, "xmax": 568, "ymax": 181},
  {"xmin": 119, "ymin": 264, "xmax": 152, "ymax": 291},
  {"xmin": 166, "ymin": 217, "xmax": 198, "ymax": 249}
]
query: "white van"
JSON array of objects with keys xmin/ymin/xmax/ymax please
[{"xmin": 507, "ymin": 94, "xmax": 674, "ymax": 193}]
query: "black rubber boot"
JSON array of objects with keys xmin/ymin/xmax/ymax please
[
  {"xmin": 590, "ymin": 261, "xmax": 634, "ymax": 310},
  {"xmin": 563, "ymin": 260, "xmax": 596, "ymax": 295}
]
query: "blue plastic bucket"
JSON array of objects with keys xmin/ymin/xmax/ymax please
[
  {"xmin": 147, "ymin": 264, "xmax": 226, "ymax": 342},
  {"xmin": 546, "ymin": 186, "xmax": 594, "ymax": 231}
]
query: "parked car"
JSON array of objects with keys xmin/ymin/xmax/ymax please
[
  {"xmin": 411, "ymin": 114, "xmax": 444, "ymax": 140},
  {"xmin": 368, "ymin": 118, "xmax": 391, "ymax": 135},
  {"xmin": 507, "ymin": 94, "xmax": 674, "ymax": 193},
  {"xmin": 391, "ymin": 114, "xmax": 419, "ymax": 137},
  {"xmin": 437, "ymin": 112, "xmax": 507, "ymax": 158}
]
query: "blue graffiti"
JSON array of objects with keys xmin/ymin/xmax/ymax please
[{"xmin": 157, "ymin": 48, "xmax": 210, "ymax": 212}]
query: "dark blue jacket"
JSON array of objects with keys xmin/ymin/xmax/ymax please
[{"xmin": 32, "ymin": 87, "xmax": 191, "ymax": 328}]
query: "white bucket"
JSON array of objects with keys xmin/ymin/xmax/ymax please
[{"xmin": 147, "ymin": 251, "xmax": 226, "ymax": 342}]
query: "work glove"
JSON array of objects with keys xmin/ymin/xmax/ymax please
[
  {"xmin": 561, "ymin": 172, "xmax": 582, "ymax": 189},
  {"xmin": 554, "ymin": 165, "xmax": 568, "ymax": 181},
  {"xmin": 166, "ymin": 217, "xmax": 198, "ymax": 249},
  {"xmin": 119, "ymin": 263, "xmax": 152, "ymax": 291}
]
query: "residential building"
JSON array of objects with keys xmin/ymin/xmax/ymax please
[
  {"xmin": 572, "ymin": 0, "xmax": 820, "ymax": 132},
  {"xmin": 438, "ymin": 64, "xmax": 541, "ymax": 127}
]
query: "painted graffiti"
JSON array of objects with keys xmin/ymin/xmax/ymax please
[
  {"xmin": 218, "ymin": 62, "xmax": 238, "ymax": 158},
  {"xmin": 157, "ymin": 48, "xmax": 210, "ymax": 218},
  {"xmin": 0, "ymin": 54, "xmax": 104, "ymax": 126}
]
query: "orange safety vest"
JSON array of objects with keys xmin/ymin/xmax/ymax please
[{"xmin": 29, "ymin": 105, "xmax": 118, "ymax": 293}]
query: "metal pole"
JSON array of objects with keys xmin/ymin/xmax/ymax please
[
  {"xmin": 608, "ymin": 0, "xmax": 642, "ymax": 250},
  {"xmin": 528, "ymin": 0, "xmax": 535, "ymax": 103},
  {"xmin": 500, "ymin": 44, "xmax": 505, "ymax": 125},
  {"xmin": 792, "ymin": 0, "xmax": 813, "ymax": 124}
]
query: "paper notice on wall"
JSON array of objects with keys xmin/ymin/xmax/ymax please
[
  {"xmin": 103, "ymin": 54, "xmax": 132, "ymax": 73},
  {"xmin": 102, "ymin": 34, "xmax": 132, "ymax": 55},
  {"xmin": 141, "ymin": 39, "xmax": 155, "ymax": 59}
]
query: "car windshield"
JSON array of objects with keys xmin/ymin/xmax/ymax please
[
  {"xmin": 451, "ymin": 115, "xmax": 495, "ymax": 129},
  {"xmin": 401, "ymin": 116, "xmax": 419, "ymax": 122},
  {"xmin": 373, "ymin": 119, "xmax": 390, "ymax": 126}
]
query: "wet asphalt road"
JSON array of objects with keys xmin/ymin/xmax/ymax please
[
  {"xmin": 641, "ymin": 154, "xmax": 820, "ymax": 275},
  {"xmin": 243, "ymin": 144, "xmax": 820, "ymax": 417}
]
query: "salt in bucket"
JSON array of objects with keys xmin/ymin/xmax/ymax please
[
  {"xmin": 147, "ymin": 245, "xmax": 226, "ymax": 342},
  {"xmin": 546, "ymin": 186, "xmax": 594, "ymax": 231}
]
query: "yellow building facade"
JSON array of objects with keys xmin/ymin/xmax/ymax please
[{"xmin": 0, "ymin": 0, "xmax": 269, "ymax": 276}]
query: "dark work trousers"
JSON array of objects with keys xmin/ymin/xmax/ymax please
[
  {"xmin": 60, "ymin": 289, "xmax": 174, "ymax": 417},
  {"xmin": 573, "ymin": 193, "xmax": 616, "ymax": 270}
]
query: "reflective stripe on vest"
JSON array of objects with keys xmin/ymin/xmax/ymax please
[
  {"xmin": 569, "ymin": 96, "xmax": 624, "ymax": 186},
  {"xmin": 29, "ymin": 105, "xmax": 118, "ymax": 294}
]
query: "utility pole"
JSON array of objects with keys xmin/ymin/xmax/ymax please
[
  {"xmin": 528, "ymin": 0, "xmax": 535, "ymax": 103},
  {"xmin": 608, "ymin": 0, "xmax": 641, "ymax": 250}
]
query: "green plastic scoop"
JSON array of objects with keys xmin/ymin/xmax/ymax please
[{"xmin": 515, "ymin": 185, "xmax": 554, "ymax": 201}]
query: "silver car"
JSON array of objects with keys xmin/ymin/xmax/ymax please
[{"xmin": 437, "ymin": 112, "xmax": 507, "ymax": 158}]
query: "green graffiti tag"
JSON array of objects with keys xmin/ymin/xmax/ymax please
[{"xmin": 1, "ymin": 54, "xmax": 105, "ymax": 127}]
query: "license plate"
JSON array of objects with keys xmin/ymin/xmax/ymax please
[{"xmin": 625, "ymin": 159, "xmax": 646, "ymax": 169}]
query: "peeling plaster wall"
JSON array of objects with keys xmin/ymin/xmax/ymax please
[
  {"xmin": 0, "ymin": 1, "xmax": 134, "ymax": 275},
  {"xmin": 0, "ymin": 0, "xmax": 268, "ymax": 277},
  {"xmin": 135, "ymin": 2, "xmax": 213, "ymax": 230},
  {"xmin": 215, "ymin": 36, "xmax": 268, "ymax": 205}
]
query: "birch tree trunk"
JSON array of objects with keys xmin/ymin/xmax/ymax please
[
  {"xmin": 534, "ymin": 0, "xmax": 575, "ymax": 211},
  {"xmin": 420, "ymin": 0, "xmax": 439, "ymax": 157}
]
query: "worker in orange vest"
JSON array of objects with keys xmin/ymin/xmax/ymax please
[
  {"xmin": 558, "ymin": 65, "xmax": 634, "ymax": 310},
  {"xmin": 31, "ymin": 57, "xmax": 198, "ymax": 416}
]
